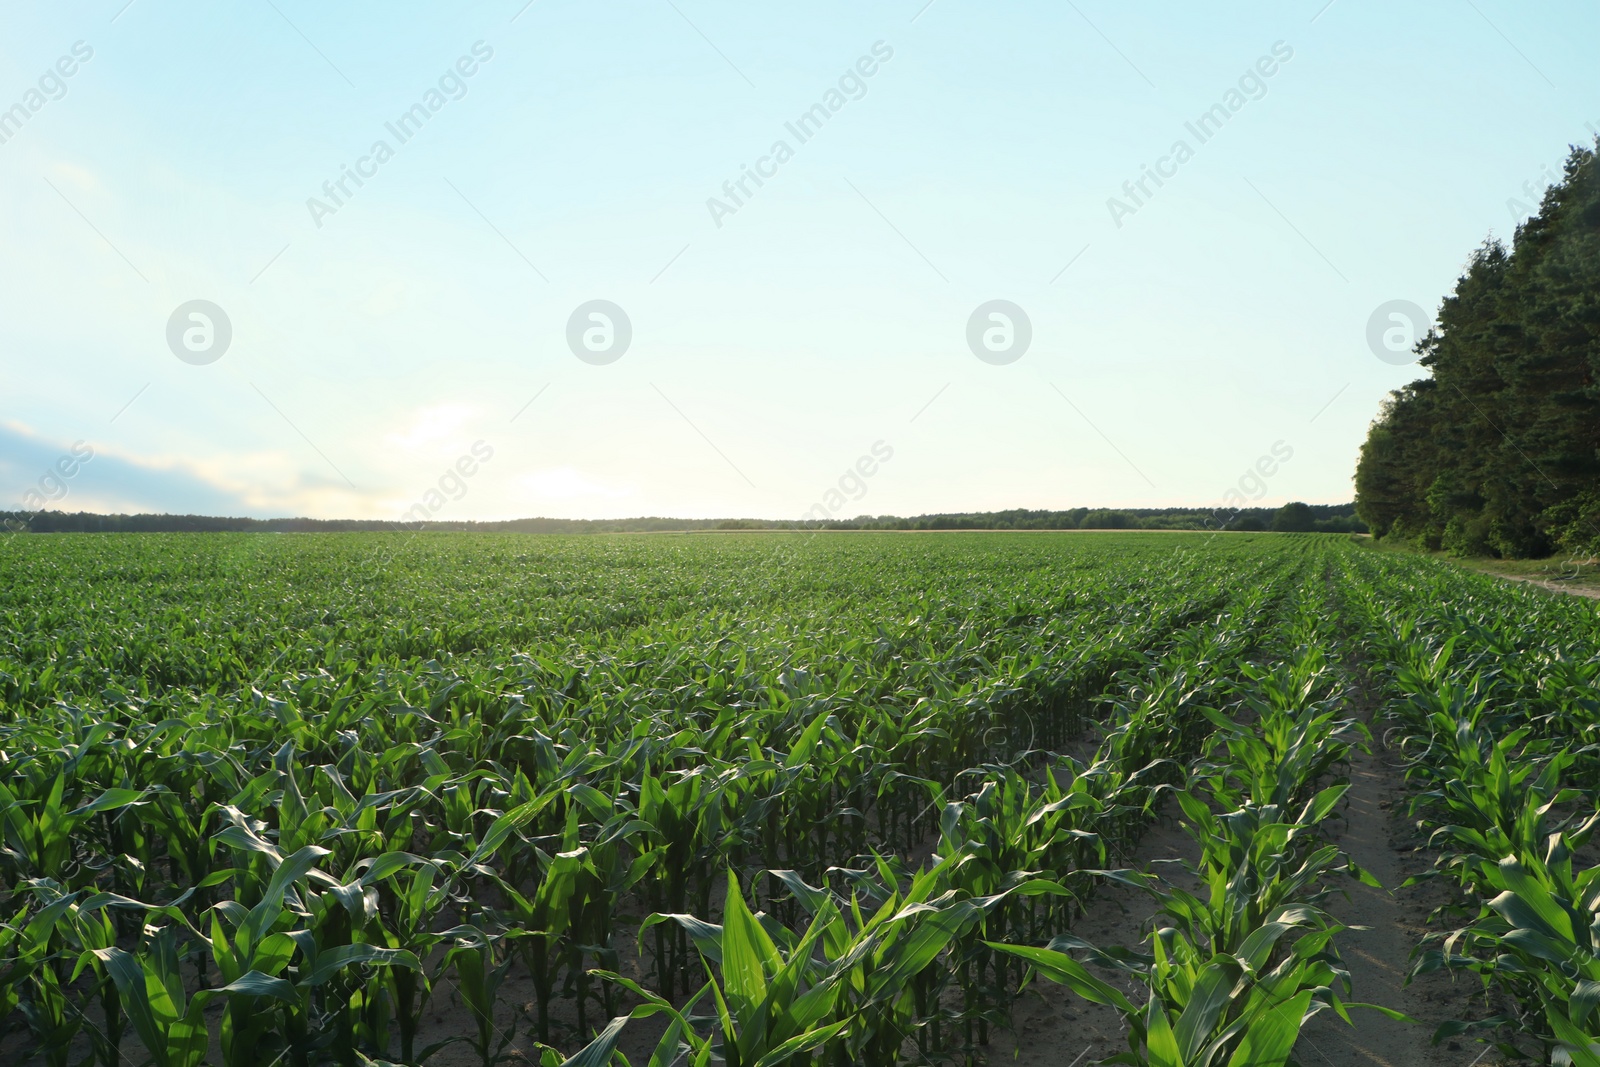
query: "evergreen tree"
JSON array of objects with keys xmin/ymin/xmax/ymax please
[{"xmin": 1355, "ymin": 142, "xmax": 1600, "ymax": 557}]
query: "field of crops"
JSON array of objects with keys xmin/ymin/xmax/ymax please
[{"xmin": 1, "ymin": 531, "xmax": 1597, "ymax": 1067}]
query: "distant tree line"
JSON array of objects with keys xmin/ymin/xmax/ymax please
[
  {"xmin": 770, "ymin": 502, "xmax": 1359, "ymax": 533},
  {"xmin": 1355, "ymin": 141, "xmax": 1600, "ymax": 559},
  {"xmin": 1, "ymin": 502, "xmax": 1362, "ymax": 535}
]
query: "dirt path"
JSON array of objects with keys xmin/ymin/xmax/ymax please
[
  {"xmin": 1293, "ymin": 744, "xmax": 1493, "ymax": 1067},
  {"xmin": 1490, "ymin": 573, "xmax": 1600, "ymax": 600}
]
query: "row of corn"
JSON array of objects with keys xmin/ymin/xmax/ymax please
[
  {"xmin": 0, "ymin": 533, "xmax": 1412, "ymax": 1065},
  {"xmin": 1337, "ymin": 549, "xmax": 1600, "ymax": 1064},
  {"xmin": 986, "ymin": 570, "xmax": 1403, "ymax": 1067},
  {"xmin": 0, "ymin": 534, "xmax": 1295, "ymax": 1064}
]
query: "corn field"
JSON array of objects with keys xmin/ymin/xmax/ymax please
[{"xmin": 0, "ymin": 532, "xmax": 1596, "ymax": 1066}]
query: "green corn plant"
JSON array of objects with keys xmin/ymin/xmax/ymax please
[
  {"xmin": 1407, "ymin": 723, "xmax": 1585, "ymax": 887},
  {"xmin": 568, "ymin": 870, "xmax": 846, "ymax": 1067},
  {"xmin": 994, "ymin": 919, "xmax": 1363, "ymax": 1067},
  {"xmin": 573, "ymin": 862, "xmax": 989, "ymax": 1067},
  {"xmin": 371, "ymin": 859, "xmax": 452, "ymax": 1064},
  {"xmin": 563, "ymin": 802, "xmax": 655, "ymax": 1027},
  {"xmin": 208, "ymin": 841, "xmax": 338, "ymax": 1067},
  {"xmin": 0, "ymin": 900, "xmax": 31, "ymax": 1022},
  {"xmin": 656, "ymin": 857, "xmax": 1058, "ymax": 1066},
  {"xmin": 498, "ymin": 844, "xmax": 583, "ymax": 1046},
  {"xmin": 934, "ymin": 765, "xmax": 1106, "ymax": 1054},
  {"xmin": 992, "ymin": 747, "xmax": 1401, "ymax": 1063},
  {"xmin": 1343, "ymin": 554, "xmax": 1600, "ymax": 1058},
  {"xmin": 676, "ymin": 871, "xmax": 855, "ymax": 1067},
  {"xmin": 983, "ymin": 590, "xmax": 1406, "ymax": 1067},
  {"xmin": 1197, "ymin": 653, "xmax": 1367, "ymax": 814},
  {"xmin": 53, "ymin": 886, "xmax": 157, "ymax": 1067},
  {"xmin": 311, "ymin": 849, "xmax": 443, "ymax": 1066},
  {"xmin": 204, "ymin": 833, "xmax": 422, "ymax": 1067},
  {"xmin": 440, "ymin": 925, "xmax": 523, "ymax": 1067},
  {"xmin": 1418, "ymin": 834, "xmax": 1600, "ymax": 1061},
  {"xmin": 635, "ymin": 765, "xmax": 730, "ymax": 998},
  {"xmin": 9, "ymin": 891, "xmax": 82, "ymax": 1067},
  {"xmin": 807, "ymin": 858, "xmax": 997, "ymax": 1066},
  {"xmin": 0, "ymin": 775, "xmax": 154, "ymax": 886},
  {"xmin": 1153, "ymin": 787, "xmax": 1367, "ymax": 956},
  {"xmin": 96, "ymin": 927, "xmax": 225, "ymax": 1067}
]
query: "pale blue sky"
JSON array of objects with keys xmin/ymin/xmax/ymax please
[{"xmin": 2, "ymin": 0, "xmax": 1595, "ymax": 521}]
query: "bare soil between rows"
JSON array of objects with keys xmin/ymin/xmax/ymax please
[{"xmin": 993, "ymin": 720, "xmax": 1507, "ymax": 1065}]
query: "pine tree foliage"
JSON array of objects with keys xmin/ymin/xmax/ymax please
[{"xmin": 1355, "ymin": 142, "xmax": 1600, "ymax": 558}]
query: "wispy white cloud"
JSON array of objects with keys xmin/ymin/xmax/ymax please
[{"xmin": 0, "ymin": 421, "xmax": 370, "ymax": 518}]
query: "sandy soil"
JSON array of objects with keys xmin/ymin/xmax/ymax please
[
  {"xmin": 1491, "ymin": 573, "xmax": 1600, "ymax": 600},
  {"xmin": 989, "ymin": 691, "xmax": 1513, "ymax": 1065},
  {"xmin": 987, "ymin": 747, "xmax": 1497, "ymax": 1067},
  {"xmin": 1293, "ymin": 744, "xmax": 1502, "ymax": 1067},
  {"xmin": 989, "ymin": 812, "xmax": 1200, "ymax": 1066}
]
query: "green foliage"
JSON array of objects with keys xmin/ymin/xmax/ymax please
[
  {"xmin": 1080, "ymin": 510, "xmax": 1144, "ymax": 530},
  {"xmin": 1339, "ymin": 545, "xmax": 1600, "ymax": 1061},
  {"xmin": 1268, "ymin": 503, "xmax": 1313, "ymax": 533},
  {"xmin": 8, "ymin": 532, "xmax": 1560, "ymax": 1065},
  {"xmin": 1355, "ymin": 142, "xmax": 1600, "ymax": 558},
  {"xmin": 1542, "ymin": 491, "xmax": 1600, "ymax": 557},
  {"xmin": 993, "ymin": 598, "xmax": 1403, "ymax": 1067}
]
